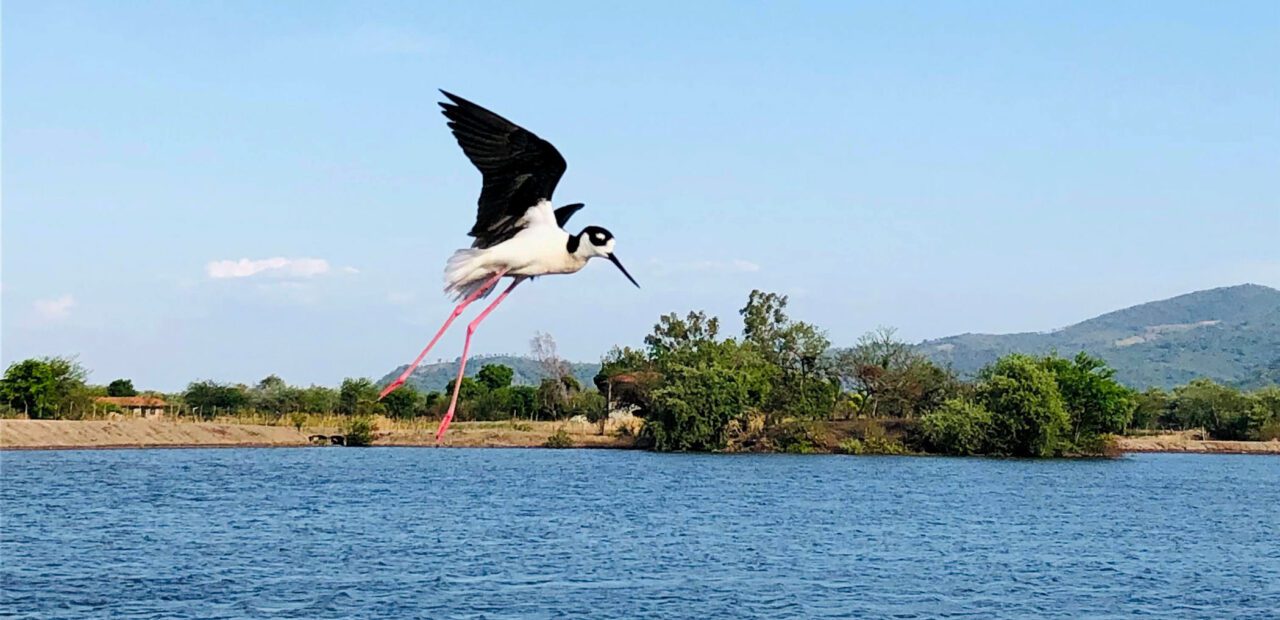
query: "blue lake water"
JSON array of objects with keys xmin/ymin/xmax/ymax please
[{"xmin": 2, "ymin": 449, "xmax": 1277, "ymax": 619}]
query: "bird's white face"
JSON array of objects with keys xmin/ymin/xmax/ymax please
[
  {"xmin": 578, "ymin": 226, "xmax": 616, "ymax": 259},
  {"xmin": 578, "ymin": 225, "xmax": 639, "ymax": 288}
]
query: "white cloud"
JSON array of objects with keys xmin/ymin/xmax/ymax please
[
  {"xmin": 33, "ymin": 295, "xmax": 75, "ymax": 321},
  {"xmin": 206, "ymin": 257, "xmax": 331, "ymax": 280}
]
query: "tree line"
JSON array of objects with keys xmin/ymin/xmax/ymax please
[{"xmin": 4, "ymin": 289, "xmax": 1278, "ymax": 456}]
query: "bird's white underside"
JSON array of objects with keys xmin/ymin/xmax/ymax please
[{"xmin": 443, "ymin": 200, "xmax": 612, "ymax": 299}]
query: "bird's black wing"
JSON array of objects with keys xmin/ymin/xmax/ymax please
[
  {"xmin": 554, "ymin": 203, "xmax": 585, "ymax": 228},
  {"xmin": 439, "ymin": 90, "xmax": 568, "ymax": 248}
]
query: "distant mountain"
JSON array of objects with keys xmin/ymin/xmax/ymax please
[
  {"xmin": 919, "ymin": 284, "xmax": 1280, "ymax": 389},
  {"xmin": 378, "ymin": 354, "xmax": 600, "ymax": 393}
]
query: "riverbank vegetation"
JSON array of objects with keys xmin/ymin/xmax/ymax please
[{"xmin": 4, "ymin": 290, "xmax": 1277, "ymax": 456}]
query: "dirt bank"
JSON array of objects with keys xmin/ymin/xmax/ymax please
[
  {"xmin": 0, "ymin": 419, "xmax": 310, "ymax": 450},
  {"xmin": 1115, "ymin": 431, "xmax": 1280, "ymax": 454},
  {"xmin": 5, "ymin": 419, "xmax": 1276, "ymax": 454},
  {"xmin": 375, "ymin": 420, "xmax": 636, "ymax": 449},
  {"xmin": 0, "ymin": 418, "xmax": 638, "ymax": 450}
]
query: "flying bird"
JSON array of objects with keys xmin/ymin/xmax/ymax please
[{"xmin": 379, "ymin": 90, "xmax": 639, "ymax": 439}]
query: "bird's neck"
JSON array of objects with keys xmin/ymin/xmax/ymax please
[{"xmin": 566, "ymin": 233, "xmax": 593, "ymax": 258}]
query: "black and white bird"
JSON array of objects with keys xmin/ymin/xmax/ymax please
[{"xmin": 380, "ymin": 90, "xmax": 639, "ymax": 439}]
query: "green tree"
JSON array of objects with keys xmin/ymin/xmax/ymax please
[
  {"xmin": 739, "ymin": 290, "xmax": 839, "ymax": 419},
  {"xmin": 344, "ymin": 416, "xmax": 376, "ymax": 446},
  {"xmin": 644, "ymin": 363, "xmax": 760, "ymax": 452},
  {"xmin": 183, "ymin": 380, "xmax": 249, "ymax": 418},
  {"xmin": 251, "ymin": 374, "xmax": 303, "ymax": 414},
  {"xmin": 1170, "ymin": 379, "xmax": 1252, "ymax": 439},
  {"xmin": 566, "ymin": 390, "xmax": 608, "ymax": 423},
  {"xmin": 477, "ymin": 364, "xmax": 515, "ymax": 391},
  {"xmin": 0, "ymin": 357, "xmax": 90, "ymax": 419},
  {"xmin": 299, "ymin": 385, "xmax": 338, "ymax": 414},
  {"xmin": 338, "ymin": 378, "xmax": 383, "ymax": 416},
  {"xmin": 535, "ymin": 377, "xmax": 568, "ymax": 419},
  {"xmin": 381, "ymin": 386, "xmax": 422, "ymax": 419},
  {"xmin": 1251, "ymin": 386, "xmax": 1280, "ymax": 441},
  {"xmin": 1039, "ymin": 353, "xmax": 1135, "ymax": 443},
  {"xmin": 918, "ymin": 398, "xmax": 992, "ymax": 455},
  {"xmin": 836, "ymin": 327, "xmax": 961, "ymax": 418},
  {"xmin": 503, "ymin": 386, "xmax": 537, "ymax": 419},
  {"xmin": 645, "ymin": 311, "xmax": 722, "ymax": 362},
  {"xmin": 977, "ymin": 354, "xmax": 1070, "ymax": 457},
  {"xmin": 106, "ymin": 378, "xmax": 137, "ymax": 397},
  {"xmin": 1132, "ymin": 388, "xmax": 1170, "ymax": 430}
]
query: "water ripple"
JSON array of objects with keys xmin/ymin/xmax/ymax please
[{"xmin": 2, "ymin": 450, "xmax": 1278, "ymax": 618}]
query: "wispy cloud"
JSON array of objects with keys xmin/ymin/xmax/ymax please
[
  {"xmin": 33, "ymin": 295, "xmax": 75, "ymax": 321},
  {"xmin": 206, "ymin": 257, "xmax": 332, "ymax": 279}
]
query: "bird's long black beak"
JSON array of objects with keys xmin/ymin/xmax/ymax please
[{"xmin": 607, "ymin": 253, "xmax": 640, "ymax": 288}]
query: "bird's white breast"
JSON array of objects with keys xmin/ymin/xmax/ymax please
[{"xmin": 489, "ymin": 204, "xmax": 584, "ymax": 277}]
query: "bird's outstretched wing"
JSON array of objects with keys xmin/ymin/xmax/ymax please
[{"xmin": 439, "ymin": 90, "xmax": 568, "ymax": 248}]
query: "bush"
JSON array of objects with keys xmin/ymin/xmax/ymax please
[
  {"xmin": 1, "ymin": 357, "xmax": 92, "ymax": 419},
  {"xmin": 1258, "ymin": 419, "xmax": 1280, "ymax": 442},
  {"xmin": 543, "ymin": 428, "xmax": 573, "ymax": 448},
  {"xmin": 344, "ymin": 416, "xmax": 375, "ymax": 447},
  {"xmin": 1170, "ymin": 379, "xmax": 1253, "ymax": 440},
  {"xmin": 1069, "ymin": 433, "xmax": 1121, "ymax": 458},
  {"xmin": 977, "ymin": 355, "xmax": 1070, "ymax": 457},
  {"xmin": 918, "ymin": 398, "xmax": 992, "ymax": 455},
  {"xmin": 770, "ymin": 419, "xmax": 826, "ymax": 454},
  {"xmin": 289, "ymin": 411, "xmax": 308, "ymax": 432},
  {"xmin": 835, "ymin": 436, "xmax": 908, "ymax": 455},
  {"xmin": 1039, "ymin": 353, "xmax": 1134, "ymax": 441},
  {"xmin": 643, "ymin": 364, "xmax": 759, "ymax": 452},
  {"xmin": 566, "ymin": 390, "xmax": 607, "ymax": 423}
]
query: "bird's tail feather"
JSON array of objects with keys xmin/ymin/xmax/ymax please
[{"xmin": 443, "ymin": 248, "xmax": 493, "ymax": 301}]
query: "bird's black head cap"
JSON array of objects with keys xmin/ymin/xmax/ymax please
[{"xmin": 581, "ymin": 225, "xmax": 614, "ymax": 247}]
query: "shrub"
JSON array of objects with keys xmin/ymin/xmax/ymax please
[
  {"xmin": 643, "ymin": 364, "xmax": 760, "ymax": 452},
  {"xmin": 543, "ymin": 428, "xmax": 573, "ymax": 448},
  {"xmin": 835, "ymin": 436, "xmax": 908, "ymax": 455},
  {"xmin": 344, "ymin": 416, "xmax": 375, "ymax": 447},
  {"xmin": 1258, "ymin": 419, "xmax": 1280, "ymax": 442},
  {"xmin": 1170, "ymin": 379, "xmax": 1253, "ymax": 440},
  {"xmin": 289, "ymin": 411, "xmax": 308, "ymax": 432},
  {"xmin": 771, "ymin": 419, "xmax": 826, "ymax": 454},
  {"xmin": 977, "ymin": 355, "xmax": 1070, "ymax": 457},
  {"xmin": 1069, "ymin": 433, "xmax": 1121, "ymax": 458},
  {"xmin": 835, "ymin": 438, "xmax": 865, "ymax": 455},
  {"xmin": 918, "ymin": 398, "xmax": 992, "ymax": 455},
  {"xmin": 1039, "ymin": 353, "xmax": 1135, "ymax": 441}
]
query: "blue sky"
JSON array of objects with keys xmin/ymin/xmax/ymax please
[{"xmin": 4, "ymin": 1, "xmax": 1278, "ymax": 391}]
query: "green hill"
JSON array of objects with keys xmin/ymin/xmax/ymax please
[
  {"xmin": 378, "ymin": 354, "xmax": 600, "ymax": 393},
  {"xmin": 919, "ymin": 284, "xmax": 1280, "ymax": 389}
]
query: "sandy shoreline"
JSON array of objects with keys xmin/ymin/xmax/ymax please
[
  {"xmin": 1113, "ymin": 432, "xmax": 1280, "ymax": 454},
  {"xmin": 3, "ymin": 419, "xmax": 1278, "ymax": 454},
  {"xmin": 0, "ymin": 418, "xmax": 634, "ymax": 451}
]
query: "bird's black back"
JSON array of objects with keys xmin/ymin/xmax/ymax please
[{"xmin": 439, "ymin": 91, "xmax": 568, "ymax": 248}]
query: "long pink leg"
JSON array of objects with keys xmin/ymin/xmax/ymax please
[
  {"xmin": 378, "ymin": 270, "xmax": 507, "ymax": 400},
  {"xmin": 437, "ymin": 278, "xmax": 522, "ymax": 440}
]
